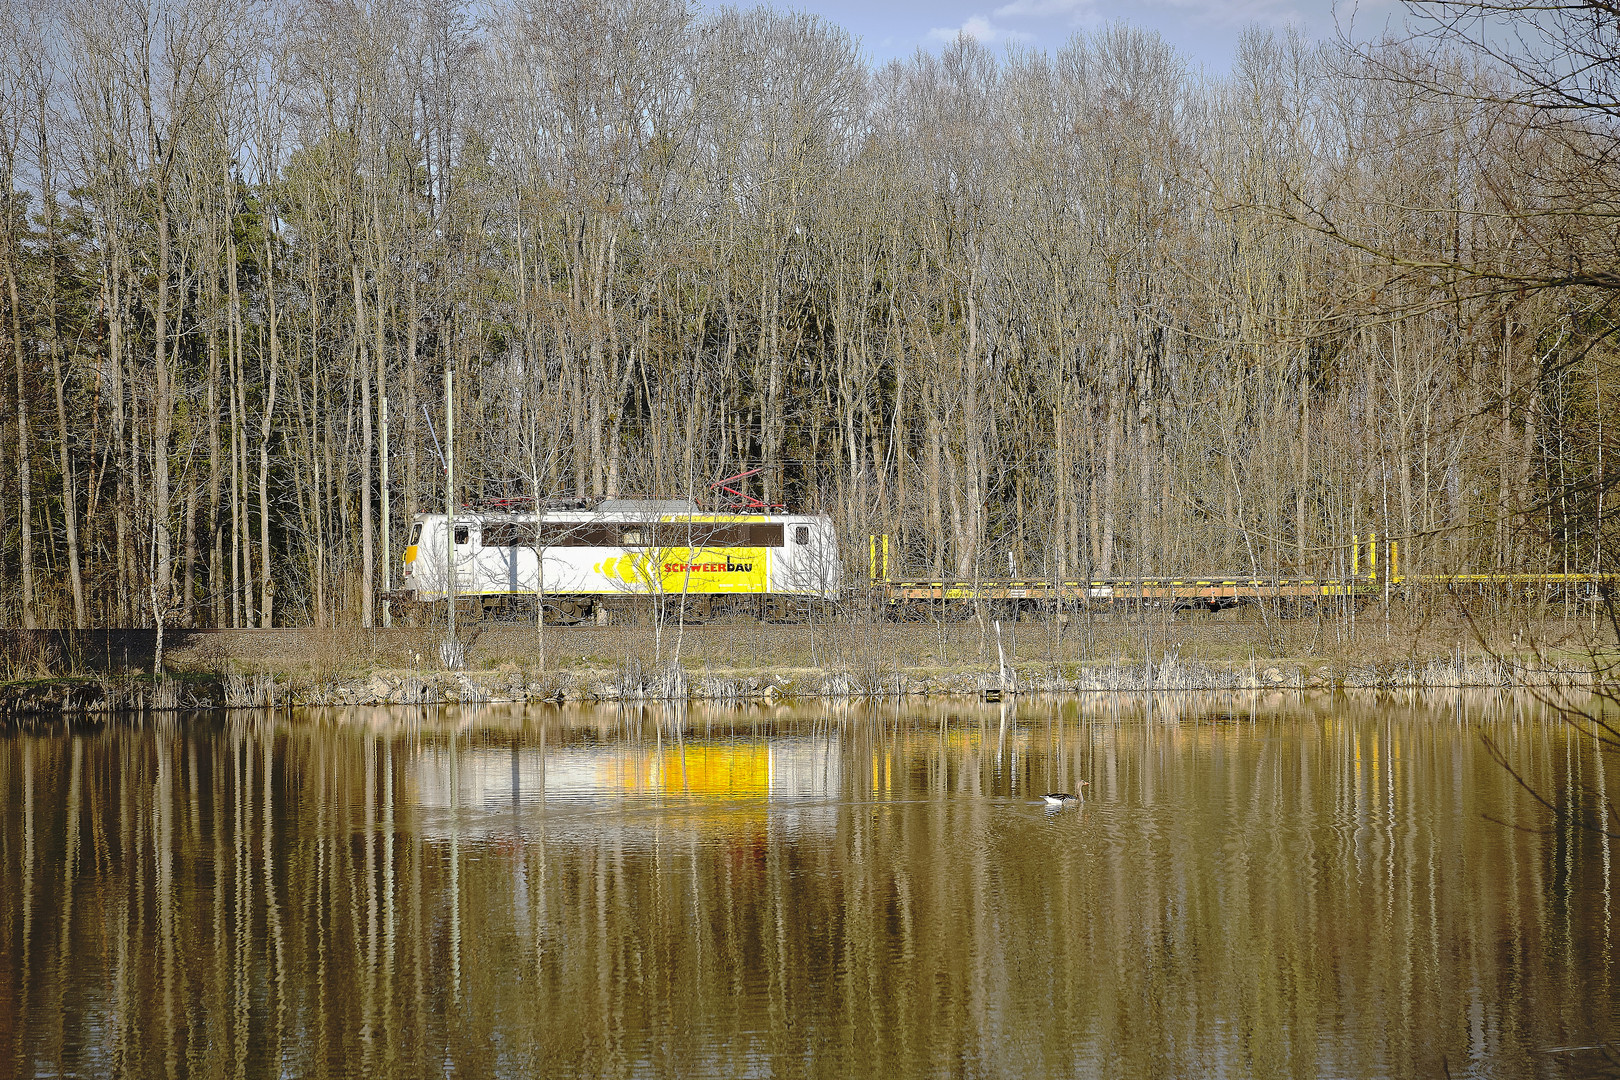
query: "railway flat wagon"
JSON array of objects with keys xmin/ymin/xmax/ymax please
[{"xmin": 396, "ymin": 498, "xmax": 841, "ymax": 624}]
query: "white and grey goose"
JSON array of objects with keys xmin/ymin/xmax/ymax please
[{"xmin": 1042, "ymin": 781, "xmax": 1089, "ymax": 808}]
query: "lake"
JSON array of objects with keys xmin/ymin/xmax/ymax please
[{"xmin": 1, "ymin": 692, "xmax": 1615, "ymax": 1078}]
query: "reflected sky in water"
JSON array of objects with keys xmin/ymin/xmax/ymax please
[{"xmin": 1, "ymin": 693, "xmax": 1616, "ymax": 1078}]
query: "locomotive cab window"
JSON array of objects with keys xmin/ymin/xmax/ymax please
[
  {"xmin": 453, "ymin": 525, "xmax": 470, "ymax": 546},
  {"xmin": 409, "ymin": 523, "xmax": 422, "ymax": 545},
  {"xmin": 793, "ymin": 526, "xmax": 810, "ymax": 546}
]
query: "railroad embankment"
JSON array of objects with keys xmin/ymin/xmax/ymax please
[{"xmin": 0, "ymin": 615, "xmax": 1611, "ymax": 717}]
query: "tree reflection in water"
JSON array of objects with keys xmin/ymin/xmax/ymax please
[{"xmin": 0, "ymin": 693, "xmax": 1615, "ymax": 1078}]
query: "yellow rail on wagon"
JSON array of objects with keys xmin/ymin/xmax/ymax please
[{"xmin": 865, "ymin": 532, "xmax": 1617, "ymax": 608}]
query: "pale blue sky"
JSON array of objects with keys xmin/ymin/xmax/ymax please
[{"xmin": 750, "ymin": 0, "xmax": 1405, "ymax": 74}]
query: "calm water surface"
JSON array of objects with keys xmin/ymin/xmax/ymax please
[{"xmin": 1, "ymin": 693, "xmax": 1616, "ymax": 1079}]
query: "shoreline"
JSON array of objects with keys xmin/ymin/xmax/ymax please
[
  {"xmin": 3, "ymin": 618, "xmax": 1612, "ymax": 717},
  {"xmin": 0, "ymin": 651, "xmax": 1604, "ymax": 717}
]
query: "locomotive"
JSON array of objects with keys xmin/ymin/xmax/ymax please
[{"xmin": 396, "ymin": 497, "xmax": 841, "ymax": 624}]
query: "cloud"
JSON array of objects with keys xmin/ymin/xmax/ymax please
[
  {"xmin": 926, "ymin": 14, "xmax": 1036, "ymax": 43},
  {"xmin": 1152, "ymin": 0, "xmax": 1305, "ymax": 26},
  {"xmin": 992, "ymin": 0, "xmax": 1092, "ymax": 20},
  {"xmin": 993, "ymin": 0, "xmax": 1303, "ymax": 30}
]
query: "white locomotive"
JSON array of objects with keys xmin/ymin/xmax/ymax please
[{"xmin": 397, "ymin": 497, "xmax": 842, "ymax": 623}]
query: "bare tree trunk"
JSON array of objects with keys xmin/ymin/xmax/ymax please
[
  {"xmin": 1135, "ymin": 341, "xmax": 1153, "ymax": 578},
  {"xmin": 38, "ymin": 111, "xmax": 85, "ymax": 627},
  {"xmin": 959, "ymin": 288, "xmax": 982, "ymax": 578},
  {"xmin": 353, "ymin": 261, "xmax": 375, "ymax": 627},
  {"xmin": 108, "ymin": 255, "xmax": 132, "ymax": 625},
  {"xmin": 5, "ymin": 216, "xmax": 36, "ymax": 627},
  {"xmin": 927, "ymin": 383, "xmax": 944, "ymax": 578},
  {"xmin": 207, "ymin": 274, "xmax": 223, "ymax": 626},
  {"xmin": 228, "ymin": 232, "xmax": 249, "ymax": 626},
  {"xmin": 151, "ymin": 183, "xmax": 174, "ymax": 622},
  {"xmin": 235, "ymin": 335, "xmax": 250, "ymax": 626},
  {"xmin": 371, "ymin": 199, "xmax": 389, "ymax": 620},
  {"xmin": 181, "ymin": 480, "xmax": 197, "ymax": 625},
  {"xmin": 259, "ymin": 253, "xmax": 281, "ymax": 627},
  {"xmin": 1053, "ymin": 404, "xmax": 1069, "ymax": 578},
  {"xmin": 570, "ymin": 344, "xmax": 587, "ymax": 497},
  {"xmin": 1297, "ymin": 367, "xmax": 1310, "ymax": 573},
  {"xmin": 1497, "ymin": 316, "xmax": 1514, "ymax": 566},
  {"xmin": 1101, "ymin": 369, "xmax": 1120, "ymax": 576},
  {"xmin": 404, "ymin": 241, "xmax": 420, "ymax": 523}
]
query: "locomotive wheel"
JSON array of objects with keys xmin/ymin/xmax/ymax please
[
  {"xmin": 658, "ymin": 597, "xmax": 712, "ymax": 625},
  {"xmin": 762, "ymin": 597, "xmax": 803, "ymax": 623},
  {"xmin": 541, "ymin": 600, "xmax": 585, "ymax": 626},
  {"xmin": 488, "ymin": 597, "xmax": 538, "ymax": 623}
]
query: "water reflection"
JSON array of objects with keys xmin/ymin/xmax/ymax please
[{"xmin": 1, "ymin": 693, "xmax": 1616, "ymax": 1078}]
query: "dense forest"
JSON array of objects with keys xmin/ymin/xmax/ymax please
[{"xmin": 0, "ymin": 0, "xmax": 1615, "ymax": 628}]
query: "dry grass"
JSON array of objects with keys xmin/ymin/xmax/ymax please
[{"xmin": 1, "ymin": 601, "xmax": 1614, "ymax": 716}]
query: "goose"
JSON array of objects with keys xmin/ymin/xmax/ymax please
[{"xmin": 1042, "ymin": 781, "xmax": 1089, "ymax": 808}]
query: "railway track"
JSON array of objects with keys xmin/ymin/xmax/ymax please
[
  {"xmin": 4, "ymin": 573, "xmax": 1610, "ymax": 657},
  {"xmin": 874, "ymin": 569, "xmax": 1616, "ymax": 616},
  {"xmin": 73, "ymin": 568, "xmax": 1620, "ymax": 635}
]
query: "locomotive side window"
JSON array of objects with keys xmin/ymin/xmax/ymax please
[
  {"xmin": 652, "ymin": 523, "xmax": 732, "ymax": 546},
  {"xmin": 748, "ymin": 524, "xmax": 785, "ymax": 547},
  {"xmin": 409, "ymin": 522, "xmax": 422, "ymax": 545},
  {"xmin": 483, "ymin": 521, "xmax": 538, "ymax": 548},
  {"xmin": 449, "ymin": 519, "xmax": 798, "ymax": 549},
  {"xmin": 542, "ymin": 523, "xmax": 608, "ymax": 546}
]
